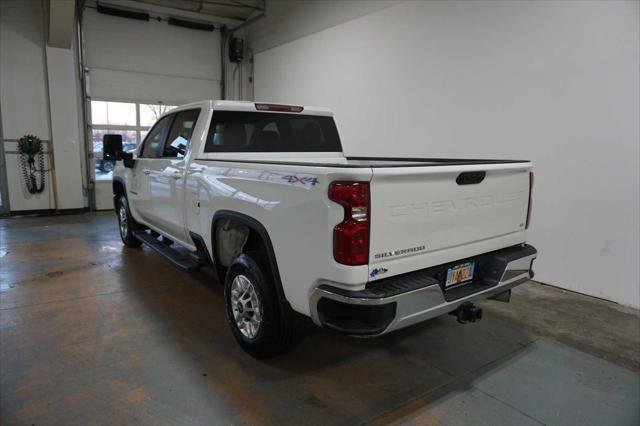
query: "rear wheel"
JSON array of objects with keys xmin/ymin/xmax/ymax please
[
  {"xmin": 117, "ymin": 196, "xmax": 142, "ymax": 248},
  {"xmin": 224, "ymin": 252, "xmax": 293, "ymax": 358}
]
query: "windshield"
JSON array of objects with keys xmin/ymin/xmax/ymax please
[{"xmin": 204, "ymin": 111, "xmax": 342, "ymax": 153}]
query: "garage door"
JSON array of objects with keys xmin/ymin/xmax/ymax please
[{"xmin": 82, "ymin": 8, "xmax": 221, "ymax": 209}]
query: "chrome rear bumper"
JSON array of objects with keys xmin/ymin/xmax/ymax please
[{"xmin": 310, "ymin": 244, "xmax": 537, "ymax": 336}]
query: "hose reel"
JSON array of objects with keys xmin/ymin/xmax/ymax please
[{"xmin": 18, "ymin": 134, "xmax": 46, "ymax": 194}]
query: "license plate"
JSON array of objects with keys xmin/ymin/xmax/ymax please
[{"xmin": 445, "ymin": 262, "xmax": 475, "ymax": 287}]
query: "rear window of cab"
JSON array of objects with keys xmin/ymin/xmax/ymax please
[{"xmin": 203, "ymin": 111, "xmax": 342, "ymax": 153}]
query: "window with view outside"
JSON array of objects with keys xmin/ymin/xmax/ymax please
[
  {"xmin": 91, "ymin": 101, "xmax": 136, "ymax": 126},
  {"xmin": 90, "ymin": 100, "xmax": 177, "ymax": 180},
  {"xmin": 140, "ymin": 104, "xmax": 176, "ymax": 127}
]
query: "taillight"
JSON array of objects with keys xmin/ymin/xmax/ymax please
[
  {"xmin": 329, "ymin": 182, "xmax": 370, "ymax": 265},
  {"xmin": 526, "ymin": 171, "xmax": 534, "ymax": 229}
]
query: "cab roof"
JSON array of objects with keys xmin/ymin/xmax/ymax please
[
  {"xmin": 160, "ymin": 100, "xmax": 335, "ymax": 120},
  {"xmin": 210, "ymin": 100, "xmax": 334, "ymax": 117}
]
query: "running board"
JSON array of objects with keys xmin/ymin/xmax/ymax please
[{"xmin": 133, "ymin": 231, "xmax": 200, "ymax": 272}]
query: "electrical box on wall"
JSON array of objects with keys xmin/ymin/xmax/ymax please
[{"xmin": 228, "ymin": 37, "xmax": 244, "ymax": 63}]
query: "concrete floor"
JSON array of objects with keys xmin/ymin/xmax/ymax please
[{"xmin": 1, "ymin": 212, "xmax": 639, "ymax": 425}]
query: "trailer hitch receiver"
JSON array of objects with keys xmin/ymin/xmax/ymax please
[{"xmin": 450, "ymin": 302, "xmax": 483, "ymax": 324}]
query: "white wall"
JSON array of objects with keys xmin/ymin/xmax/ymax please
[
  {"xmin": 241, "ymin": 0, "xmax": 395, "ymax": 101},
  {"xmin": 83, "ymin": 8, "xmax": 221, "ymax": 104},
  {"xmin": 247, "ymin": 0, "xmax": 396, "ymax": 54},
  {"xmin": 45, "ymin": 46, "xmax": 85, "ymax": 209},
  {"xmin": 1, "ymin": 0, "xmax": 87, "ymax": 211},
  {"xmin": 250, "ymin": 1, "xmax": 640, "ymax": 307},
  {"xmin": 0, "ymin": 0, "xmax": 56, "ymax": 211}
]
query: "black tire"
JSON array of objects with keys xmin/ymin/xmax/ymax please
[
  {"xmin": 224, "ymin": 252, "xmax": 294, "ymax": 358},
  {"xmin": 116, "ymin": 196, "xmax": 142, "ymax": 248}
]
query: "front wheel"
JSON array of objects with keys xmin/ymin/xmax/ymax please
[
  {"xmin": 117, "ymin": 196, "xmax": 142, "ymax": 248},
  {"xmin": 224, "ymin": 252, "xmax": 293, "ymax": 358}
]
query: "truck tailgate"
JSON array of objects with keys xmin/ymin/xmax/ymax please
[{"xmin": 368, "ymin": 162, "xmax": 531, "ymax": 279}]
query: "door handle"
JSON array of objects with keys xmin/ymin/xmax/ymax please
[{"xmin": 143, "ymin": 169, "xmax": 151, "ymax": 175}]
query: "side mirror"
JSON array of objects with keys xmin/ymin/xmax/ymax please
[
  {"xmin": 103, "ymin": 134, "xmax": 135, "ymax": 168},
  {"xmin": 103, "ymin": 134, "xmax": 123, "ymax": 161}
]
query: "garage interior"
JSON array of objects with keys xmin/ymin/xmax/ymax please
[{"xmin": 1, "ymin": 1, "xmax": 638, "ymax": 425}]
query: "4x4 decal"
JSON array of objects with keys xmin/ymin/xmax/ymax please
[{"xmin": 282, "ymin": 175, "xmax": 319, "ymax": 186}]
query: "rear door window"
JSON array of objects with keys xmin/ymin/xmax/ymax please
[{"xmin": 204, "ymin": 111, "xmax": 342, "ymax": 152}]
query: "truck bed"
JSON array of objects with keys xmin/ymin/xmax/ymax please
[
  {"xmin": 196, "ymin": 156, "xmax": 530, "ymax": 168},
  {"xmin": 346, "ymin": 157, "xmax": 530, "ymax": 167}
]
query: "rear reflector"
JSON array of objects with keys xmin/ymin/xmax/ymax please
[
  {"xmin": 255, "ymin": 103, "xmax": 304, "ymax": 113},
  {"xmin": 526, "ymin": 171, "xmax": 534, "ymax": 229},
  {"xmin": 329, "ymin": 182, "xmax": 370, "ymax": 266}
]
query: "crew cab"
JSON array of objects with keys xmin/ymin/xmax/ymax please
[{"xmin": 111, "ymin": 100, "xmax": 537, "ymax": 358}]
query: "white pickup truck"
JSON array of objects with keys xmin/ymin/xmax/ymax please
[{"xmin": 111, "ymin": 100, "xmax": 537, "ymax": 358}]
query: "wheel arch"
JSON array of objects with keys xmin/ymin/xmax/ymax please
[
  {"xmin": 211, "ymin": 210, "xmax": 290, "ymax": 313},
  {"xmin": 112, "ymin": 177, "xmax": 127, "ymax": 210}
]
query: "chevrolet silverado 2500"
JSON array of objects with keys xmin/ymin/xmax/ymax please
[{"xmin": 111, "ymin": 100, "xmax": 537, "ymax": 358}]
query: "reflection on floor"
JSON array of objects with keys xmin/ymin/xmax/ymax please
[{"xmin": 0, "ymin": 212, "xmax": 638, "ymax": 425}]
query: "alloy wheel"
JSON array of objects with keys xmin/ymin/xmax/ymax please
[{"xmin": 230, "ymin": 274, "xmax": 262, "ymax": 339}]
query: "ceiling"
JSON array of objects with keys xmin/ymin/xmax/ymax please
[{"xmin": 130, "ymin": 0, "xmax": 264, "ymax": 22}]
